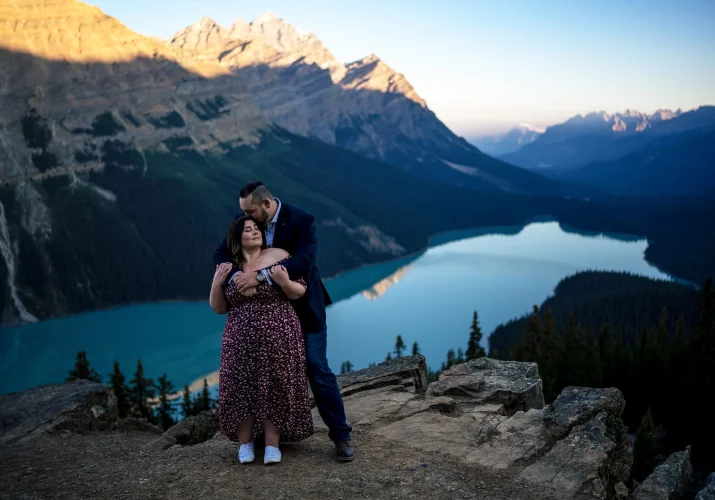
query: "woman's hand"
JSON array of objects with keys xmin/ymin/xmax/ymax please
[
  {"xmin": 269, "ymin": 265, "xmax": 290, "ymax": 286},
  {"xmin": 212, "ymin": 263, "xmax": 233, "ymax": 288}
]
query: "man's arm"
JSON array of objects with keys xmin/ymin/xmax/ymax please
[{"xmin": 280, "ymin": 216, "xmax": 317, "ymax": 280}]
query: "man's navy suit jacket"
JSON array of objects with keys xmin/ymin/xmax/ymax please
[{"xmin": 213, "ymin": 203, "xmax": 332, "ymax": 334}]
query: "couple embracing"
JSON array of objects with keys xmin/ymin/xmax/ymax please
[{"xmin": 210, "ymin": 181, "xmax": 354, "ymax": 465}]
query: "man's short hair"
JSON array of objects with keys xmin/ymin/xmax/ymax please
[{"xmin": 240, "ymin": 181, "xmax": 273, "ymax": 204}]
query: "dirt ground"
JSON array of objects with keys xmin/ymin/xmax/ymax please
[{"xmin": 1, "ymin": 427, "xmax": 559, "ymax": 500}]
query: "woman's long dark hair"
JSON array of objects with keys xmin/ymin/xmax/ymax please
[{"xmin": 226, "ymin": 216, "xmax": 267, "ymax": 268}]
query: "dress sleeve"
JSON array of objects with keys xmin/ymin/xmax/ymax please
[{"xmin": 295, "ymin": 276, "xmax": 308, "ymax": 290}]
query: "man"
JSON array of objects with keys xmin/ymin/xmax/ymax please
[{"xmin": 213, "ymin": 181, "xmax": 354, "ymax": 462}]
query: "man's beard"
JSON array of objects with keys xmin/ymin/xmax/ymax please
[{"xmin": 258, "ymin": 208, "xmax": 270, "ymax": 226}]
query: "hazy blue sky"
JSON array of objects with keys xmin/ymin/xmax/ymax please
[{"xmin": 90, "ymin": 0, "xmax": 715, "ymax": 136}]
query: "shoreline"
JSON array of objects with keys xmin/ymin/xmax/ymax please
[{"xmin": 0, "ymin": 214, "xmax": 685, "ymax": 330}]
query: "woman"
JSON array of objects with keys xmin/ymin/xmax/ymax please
[{"xmin": 210, "ymin": 216, "xmax": 314, "ymax": 465}]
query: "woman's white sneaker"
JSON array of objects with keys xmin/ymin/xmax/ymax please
[
  {"xmin": 238, "ymin": 442, "xmax": 255, "ymax": 463},
  {"xmin": 264, "ymin": 446, "xmax": 281, "ymax": 464}
]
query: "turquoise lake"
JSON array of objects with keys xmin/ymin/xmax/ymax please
[{"xmin": 0, "ymin": 220, "xmax": 677, "ymax": 396}]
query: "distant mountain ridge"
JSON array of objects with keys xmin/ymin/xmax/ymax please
[
  {"xmin": 501, "ymin": 106, "xmax": 714, "ymax": 170},
  {"xmin": 166, "ymin": 14, "xmax": 569, "ymax": 196},
  {"xmin": 470, "ymin": 124, "xmax": 544, "ymax": 156}
]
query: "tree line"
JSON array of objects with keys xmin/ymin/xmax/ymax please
[
  {"xmin": 501, "ymin": 277, "xmax": 715, "ymax": 479},
  {"xmin": 67, "ymin": 354, "xmax": 215, "ymax": 430}
]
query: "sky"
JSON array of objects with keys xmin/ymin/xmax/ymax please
[{"xmin": 89, "ymin": 0, "xmax": 715, "ymax": 136}]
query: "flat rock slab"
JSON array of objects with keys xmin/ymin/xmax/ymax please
[
  {"xmin": 427, "ymin": 358, "xmax": 544, "ymax": 414},
  {"xmin": 519, "ymin": 412, "xmax": 616, "ymax": 500},
  {"xmin": 313, "ymin": 386, "xmax": 417, "ymax": 432},
  {"xmin": 0, "ymin": 380, "xmax": 117, "ymax": 444},
  {"xmin": 543, "ymin": 386, "xmax": 626, "ymax": 441},
  {"xmin": 372, "ymin": 410, "xmax": 491, "ymax": 461},
  {"xmin": 466, "ymin": 409, "xmax": 548, "ymax": 470},
  {"xmin": 632, "ymin": 446, "xmax": 692, "ymax": 500}
]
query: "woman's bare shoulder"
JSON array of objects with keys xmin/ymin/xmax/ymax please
[{"xmin": 260, "ymin": 247, "xmax": 290, "ymax": 263}]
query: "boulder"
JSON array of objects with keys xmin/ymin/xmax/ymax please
[
  {"xmin": 0, "ymin": 380, "xmax": 118, "ymax": 444},
  {"xmin": 519, "ymin": 412, "xmax": 621, "ymax": 500},
  {"xmin": 465, "ymin": 408, "xmax": 548, "ymax": 469},
  {"xmin": 337, "ymin": 355, "xmax": 427, "ymax": 394},
  {"xmin": 695, "ymin": 473, "xmax": 715, "ymax": 500},
  {"xmin": 369, "ymin": 359, "xmax": 548, "ymax": 465},
  {"xmin": 426, "ymin": 358, "xmax": 544, "ymax": 414},
  {"xmin": 309, "ymin": 355, "xmax": 427, "ymax": 408},
  {"xmin": 543, "ymin": 386, "xmax": 626, "ymax": 441},
  {"xmin": 148, "ymin": 410, "xmax": 219, "ymax": 450},
  {"xmin": 614, "ymin": 481, "xmax": 630, "ymax": 499},
  {"xmin": 632, "ymin": 446, "xmax": 693, "ymax": 500}
]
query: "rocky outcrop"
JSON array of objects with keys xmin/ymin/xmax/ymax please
[
  {"xmin": 0, "ymin": 380, "xmax": 117, "ymax": 443},
  {"xmin": 337, "ymin": 354, "xmax": 427, "ymax": 395},
  {"xmin": 1, "ymin": 0, "xmax": 267, "ymax": 185},
  {"xmin": 426, "ymin": 357, "xmax": 544, "ymax": 413},
  {"xmin": 695, "ymin": 473, "xmax": 715, "ymax": 500},
  {"xmin": 0, "ymin": 357, "xmax": 651, "ymax": 500},
  {"xmin": 318, "ymin": 356, "xmax": 633, "ymax": 500},
  {"xmin": 149, "ymin": 410, "xmax": 219, "ymax": 450},
  {"xmin": 542, "ymin": 386, "xmax": 626, "ymax": 440},
  {"xmin": 632, "ymin": 446, "xmax": 693, "ymax": 500}
]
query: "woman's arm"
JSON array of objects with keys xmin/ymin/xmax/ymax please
[
  {"xmin": 269, "ymin": 265, "xmax": 306, "ymax": 300},
  {"xmin": 210, "ymin": 263, "xmax": 232, "ymax": 314}
]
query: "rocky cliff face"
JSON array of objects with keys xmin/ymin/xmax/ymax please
[
  {"xmin": 0, "ymin": 0, "xmax": 266, "ymax": 185},
  {"xmin": 0, "ymin": 0, "xmax": 267, "ymax": 323},
  {"xmin": 167, "ymin": 14, "xmax": 564, "ymax": 196},
  {"xmin": 3, "ymin": 357, "xmax": 696, "ymax": 500}
]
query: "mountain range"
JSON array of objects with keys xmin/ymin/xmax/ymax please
[
  {"xmin": 0, "ymin": 0, "xmax": 584, "ymax": 325},
  {"xmin": 165, "ymin": 14, "xmax": 567, "ymax": 196},
  {"xmin": 501, "ymin": 107, "xmax": 714, "ymax": 170},
  {"xmin": 0, "ymin": 0, "xmax": 712, "ymax": 326},
  {"xmin": 498, "ymin": 106, "xmax": 715, "ymax": 196}
]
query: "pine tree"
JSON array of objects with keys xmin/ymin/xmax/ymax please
[
  {"xmin": 67, "ymin": 351, "xmax": 102, "ymax": 383},
  {"xmin": 129, "ymin": 359, "xmax": 155, "ymax": 421},
  {"xmin": 633, "ymin": 407, "xmax": 658, "ymax": 481},
  {"xmin": 181, "ymin": 384, "xmax": 193, "ymax": 419},
  {"xmin": 539, "ymin": 307, "xmax": 560, "ymax": 401},
  {"xmin": 456, "ymin": 348, "xmax": 465, "ymax": 365},
  {"xmin": 598, "ymin": 323, "xmax": 614, "ymax": 387},
  {"xmin": 386, "ymin": 352, "xmax": 392, "ymax": 361},
  {"xmin": 110, "ymin": 361, "xmax": 130, "ymax": 418},
  {"xmin": 582, "ymin": 328, "xmax": 603, "ymax": 388},
  {"xmin": 340, "ymin": 361, "xmax": 353, "ymax": 374},
  {"xmin": 194, "ymin": 378, "xmax": 212, "ymax": 413},
  {"xmin": 557, "ymin": 313, "xmax": 581, "ymax": 386},
  {"xmin": 155, "ymin": 374, "xmax": 176, "ymax": 430},
  {"xmin": 466, "ymin": 310, "xmax": 486, "ymax": 360},
  {"xmin": 513, "ymin": 306, "xmax": 541, "ymax": 361},
  {"xmin": 394, "ymin": 335, "xmax": 406, "ymax": 358},
  {"xmin": 446, "ymin": 349, "xmax": 456, "ymax": 369},
  {"xmin": 412, "ymin": 341, "xmax": 420, "ymax": 356}
]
